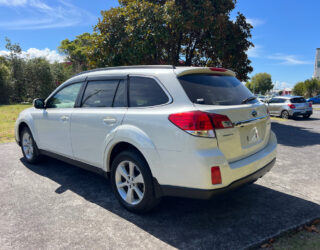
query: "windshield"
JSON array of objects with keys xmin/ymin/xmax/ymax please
[{"xmin": 178, "ymin": 74, "xmax": 257, "ymax": 105}]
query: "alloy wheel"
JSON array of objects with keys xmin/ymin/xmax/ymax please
[
  {"xmin": 115, "ymin": 161, "xmax": 145, "ymax": 205},
  {"xmin": 22, "ymin": 132, "xmax": 34, "ymax": 160}
]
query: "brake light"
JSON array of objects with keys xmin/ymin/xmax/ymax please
[
  {"xmin": 209, "ymin": 67, "xmax": 227, "ymax": 72},
  {"xmin": 288, "ymin": 104, "xmax": 296, "ymax": 109},
  {"xmin": 207, "ymin": 113, "xmax": 234, "ymax": 129},
  {"xmin": 309, "ymin": 102, "xmax": 312, "ymax": 107},
  {"xmin": 168, "ymin": 111, "xmax": 233, "ymax": 138},
  {"xmin": 211, "ymin": 166, "xmax": 222, "ymax": 184}
]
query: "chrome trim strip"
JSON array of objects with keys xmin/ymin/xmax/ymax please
[{"xmin": 234, "ymin": 115, "xmax": 269, "ymax": 127}]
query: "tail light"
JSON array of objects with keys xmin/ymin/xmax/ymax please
[
  {"xmin": 309, "ymin": 102, "xmax": 312, "ymax": 107},
  {"xmin": 168, "ymin": 111, "xmax": 233, "ymax": 138},
  {"xmin": 288, "ymin": 104, "xmax": 296, "ymax": 109}
]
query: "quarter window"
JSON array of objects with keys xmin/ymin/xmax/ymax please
[
  {"xmin": 129, "ymin": 77, "xmax": 169, "ymax": 107},
  {"xmin": 82, "ymin": 80, "xmax": 119, "ymax": 107},
  {"xmin": 46, "ymin": 83, "xmax": 82, "ymax": 108}
]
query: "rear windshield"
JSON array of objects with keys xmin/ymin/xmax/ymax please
[
  {"xmin": 178, "ymin": 74, "xmax": 257, "ymax": 105},
  {"xmin": 290, "ymin": 97, "xmax": 306, "ymax": 103}
]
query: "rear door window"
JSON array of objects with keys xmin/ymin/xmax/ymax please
[
  {"xmin": 82, "ymin": 80, "xmax": 119, "ymax": 107},
  {"xmin": 178, "ymin": 74, "xmax": 257, "ymax": 105},
  {"xmin": 129, "ymin": 76, "xmax": 169, "ymax": 107}
]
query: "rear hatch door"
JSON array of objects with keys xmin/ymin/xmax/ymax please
[
  {"xmin": 290, "ymin": 97, "xmax": 309, "ymax": 111},
  {"xmin": 177, "ymin": 72, "xmax": 271, "ymax": 162}
]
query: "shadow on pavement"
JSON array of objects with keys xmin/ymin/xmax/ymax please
[
  {"xmin": 271, "ymin": 122, "xmax": 320, "ymax": 147},
  {"xmin": 21, "ymin": 157, "xmax": 320, "ymax": 250}
]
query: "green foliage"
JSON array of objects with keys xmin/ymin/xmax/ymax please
[
  {"xmin": 292, "ymin": 78, "xmax": 320, "ymax": 97},
  {"xmin": 59, "ymin": 33, "xmax": 96, "ymax": 73},
  {"xmin": 24, "ymin": 58, "xmax": 55, "ymax": 101},
  {"xmin": 50, "ymin": 62, "xmax": 73, "ymax": 86},
  {"xmin": 245, "ymin": 73, "xmax": 273, "ymax": 95},
  {"xmin": 85, "ymin": 0, "xmax": 253, "ymax": 81},
  {"xmin": 5, "ymin": 38, "xmax": 26, "ymax": 103},
  {"xmin": 0, "ymin": 37, "xmax": 77, "ymax": 104},
  {"xmin": 292, "ymin": 81, "xmax": 306, "ymax": 96},
  {"xmin": 0, "ymin": 57, "xmax": 10, "ymax": 104}
]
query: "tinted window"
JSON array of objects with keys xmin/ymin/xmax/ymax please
[
  {"xmin": 178, "ymin": 74, "xmax": 257, "ymax": 105},
  {"xmin": 82, "ymin": 80, "xmax": 119, "ymax": 107},
  {"xmin": 46, "ymin": 83, "xmax": 82, "ymax": 108},
  {"xmin": 129, "ymin": 77, "xmax": 169, "ymax": 107},
  {"xmin": 269, "ymin": 98, "xmax": 286, "ymax": 103},
  {"xmin": 290, "ymin": 97, "xmax": 306, "ymax": 103},
  {"xmin": 113, "ymin": 80, "xmax": 126, "ymax": 107}
]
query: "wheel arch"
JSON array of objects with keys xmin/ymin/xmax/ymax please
[
  {"xmin": 108, "ymin": 142, "xmax": 148, "ymax": 171},
  {"xmin": 103, "ymin": 127, "xmax": 162, "ymax": 181},
  {"xmin": 17, "ymin": 121, "xmax": 33, "ymax": 145}
]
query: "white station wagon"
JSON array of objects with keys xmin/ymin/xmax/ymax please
[{"xmin": 15, "ymin": 65, "xmax": 277, "ymax": 213}]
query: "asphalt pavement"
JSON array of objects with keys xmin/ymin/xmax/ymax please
[{"xmin": 0, "ymin": 111, "xmax": 319, "ymax": 250}]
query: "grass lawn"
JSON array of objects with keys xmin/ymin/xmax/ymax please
[{"xmin": 0, "ymin": 104, "xmax": 32, "ymax": 143}]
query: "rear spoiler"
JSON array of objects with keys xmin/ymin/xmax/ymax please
[{"xmin": 174, "ymin": 67, "xmax": 236, "ymax": 77}]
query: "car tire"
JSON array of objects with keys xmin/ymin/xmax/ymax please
[
  {"xmin": 303, "ymin": 114, "xmax": 311, "ymax": 119},
  {"xmin": 110, "ymin": 150, "xmax": 160, "ymax": 213},
  {"xmin": 20, "ymin": 127, "xmax": 41, "ymax": 164},
  {"xmin": 281, "ymin": 110, "xmax": 289, "ymax": 119}
]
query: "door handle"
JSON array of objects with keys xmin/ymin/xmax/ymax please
[
  {"xmin": 60, "ymin": 115, "xmax": 69, "ymax": 122},
  {"xmin": 103, "ymin": 117, "xmax": 117, "ymax": 125}
]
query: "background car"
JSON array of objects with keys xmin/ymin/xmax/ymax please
[
  {"xmin": 307, "ymin": 95, "xmax": 320, "ymax": 104},
  {"xmin": 255, "ymin": 94, "xmax": 267, "ymax": 103},
  {"xmin": 267, "ymin": 96, "xmax": 312, "ymax": 119}
]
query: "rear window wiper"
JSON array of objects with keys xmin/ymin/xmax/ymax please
[{"xmin": 241, "ymin": 96, "xmax": 257, "ymax": 104}]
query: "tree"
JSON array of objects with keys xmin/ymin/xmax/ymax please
[
  {"xmin": 5, "ymin": 38, "xmax": 25, "ymax": 103},
  {"xmin": 292, "ymin": 81, "xmax": 305, "ymax": 96},
  {"xmin": 0, "ymin": 56, "xmax": 10, "ymax": 104},
  {"xmin": 86, "ymin": 0, "xmax": 253, "ymax": 81},
  {"xmin": 24, "ymin": 58, "xmax": 55, "ymax": 101},
  {"xmin": 50, "ymin": 62, "xmax": 73, "ymax": 86},
  {"xmin": 304, "ymin": 78, "xmax": 320, "ymax": 97},
  {"xmin": 245, "ymin": 73, "xmax": 273, "ymax": 95},
  {"xmin": 292, "ymin": 78, "xmax": 320, "ymax": 97},
  {"xmin": 59, "ymin": 33, "xmax": 96, "ymax": 73}
]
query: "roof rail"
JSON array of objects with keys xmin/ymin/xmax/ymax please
[{"xmin": 73, "ymin": 65, "xmax": 176, "ymax": 77}]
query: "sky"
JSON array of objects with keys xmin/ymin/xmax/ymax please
[{"xmin": 0, "ymin": 0, "xmax": 319, "ymax": 89}]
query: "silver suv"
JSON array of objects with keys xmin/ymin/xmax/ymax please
[
  {"xmin": 15, "ymin": 66, "xmax": 277, "ymax": 213},
  {"xmin": 267, "ymin": 96, "xmax": 312, "ymax": 119}
]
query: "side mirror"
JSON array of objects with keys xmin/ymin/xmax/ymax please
[{"xmin": 33, "ymin": 98, "xmax": 45, "ymax": 109}]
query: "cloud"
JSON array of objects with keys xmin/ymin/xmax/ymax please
[
  {"xmin": 247, "ymin": 18, "xmax": 265, "ymax": 27},
  {"xmin": 247, "ymin": 46, "xmax": 313, "ymax": 66},
  {"xmin": 273, "ymin": 81, "xmax": 293, "ymax": 89},
  {"xmin": 247, "ymin": 45, "xmax": 262, "ymax": 58},
  {"xmin": 0, "ymin": 0, "xmax": 27, "ymax": 6},
  {"xmin": 0, "ymin": 48, "xmax": 66, "ymax": 63},
  {"xmin": 267, "ymin": 53, "xmax": 313, "ymax": 65},
  {"xmin": 0, "ymin": 0, "xmax": 96, "ymax": 29}
]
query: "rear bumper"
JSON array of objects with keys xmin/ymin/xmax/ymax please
[
  {"xmin": 156, "ymin": 158, "xmax": 276, "ymax": 199},
  {"xmin": 290, "ymin": 109, "xmax": 312, "ymax": 116}
]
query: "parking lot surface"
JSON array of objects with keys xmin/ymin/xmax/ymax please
[{"xmin": 1, "ymin": 111, "xmax": 320, "ymax": 250}]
